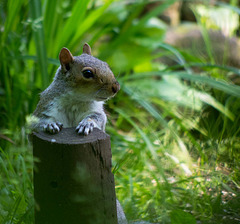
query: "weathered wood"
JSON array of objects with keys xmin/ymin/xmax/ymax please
[{"xmin": 33, "ymin": 128, "xmax": 117, "ymax": 224}]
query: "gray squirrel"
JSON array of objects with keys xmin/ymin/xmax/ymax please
[
  {"xmin": 31, "ymin": 43, "xmax": 120, "ymax": 135},
  {"xmin": 30, "ymin": 43, "xmax": 127, "ymax": 223}
]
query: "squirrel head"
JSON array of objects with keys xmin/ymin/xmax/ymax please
[{"xmin": 58, "ymin": 43, "xmax": 120, "ymax": 101}]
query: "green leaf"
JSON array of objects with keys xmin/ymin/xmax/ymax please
[{"xmin": 170, "ymin": 210, "xmax": 196, "ymax": 224}]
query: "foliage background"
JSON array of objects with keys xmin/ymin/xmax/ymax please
[{"xmin": 0, "ymin": 0, "xmax": 240, "ymax": 223}]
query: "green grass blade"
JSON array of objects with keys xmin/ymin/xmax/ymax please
[
  {"xmin": 192, "ymin": 7, "xmax": 215, "ymax": 64},
  {"xmin": 194, "ymin": 92, "xmax": 235, "ymax": 120},
  {"xmin": 122, "ymin": 71, "xmax": 240, "ymax": 98},
  {"xmin": 115, "ymin": 108, "xmax": 169, "ymax": 184},
  {"xmin": 122, "ymin": 85, "xmax": 190, "ymax": 154},
  {"xmin": 70, "ymin": 0, "xmax": 114, "ymax": 49},
  {"xmin": 2, "ymin": 0, "xmax": 22, "ymax": 42},
  {"xmin": 166, "ymin": 63, "xmax": 240, "ymax": 76},
  {"xmin": 42, "ymin": 0, "xmax": 62, "ymax": 56},
  {"xmin": 158, "ymin": 43, "xmax": 192, "ymax": 73},
  {"xmin": 21, "ymin": 55, "xmax": 59, "ymax": 66},
  {"xmin": 172, "ymin": 72, "xmax": 240, "ymax": 98},
  {"xmin": 29, "ymin": 0, "xmax": 49, "ymax": 88},
  {"xmin": 56, "ymin": 0, "xmax": 91, "ymax": 51}
]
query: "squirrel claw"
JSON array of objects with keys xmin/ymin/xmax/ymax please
[
  {"xmin": 43, "ymin": 122, "xmax": 63, "ymax": 134},
  {"xmin": 56, "ymin": 122, "xmax": 63, "ymax": 130},
  {"xmin": 76, "ymin": 119, "xmax": 94, "ymax": 136}
]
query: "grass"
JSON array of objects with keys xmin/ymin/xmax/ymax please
[{"xmin": 1, "ymin": 0, "xmax": 240, "ymax": 223}]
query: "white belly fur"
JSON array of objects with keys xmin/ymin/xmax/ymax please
[{"xmin": 45, "ymin": 93, "xmax": 104, "ymax": 128}]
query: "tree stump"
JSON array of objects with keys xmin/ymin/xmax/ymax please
[{"xmin": 32, "ymin": 128, "xmax": 117, "ymax": 224}]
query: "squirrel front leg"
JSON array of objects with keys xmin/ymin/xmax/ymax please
[
  {"xmin": 43, "ymin": 122, "xmax": 63, "ymax": 134},
  {"xmin": 29, "ymin": 115, "xmax": 63, "ymax": 134},
  {"xmin": 76, "ymin": 112, "xmax": 107, "ymax": 136}
]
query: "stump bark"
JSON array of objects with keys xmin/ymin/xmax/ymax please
[{"xmin": 32, "ymin": 128, "xmax": 117, "ymax": 224}]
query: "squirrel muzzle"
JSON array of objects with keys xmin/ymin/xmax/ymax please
[{"xmin": 112, "ymin": 81, "xmax": 120, "ymax": 94}]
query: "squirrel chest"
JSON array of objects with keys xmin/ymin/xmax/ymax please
[{"xmin": 44, "ymin": 91, "xmax": 104, "ymax": 128}]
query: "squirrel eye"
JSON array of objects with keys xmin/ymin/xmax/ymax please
[{"xmin": 82, "ymin": 69, "xmax": 94, "ymax": 79}]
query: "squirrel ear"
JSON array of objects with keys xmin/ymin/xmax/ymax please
[
  {"xmin": 59, "ymin": 48, "xmax": 74, "ymax": 72},
  {"xmin": 83, "ymin": 43, "xmax": 92, "ymax": 55}
]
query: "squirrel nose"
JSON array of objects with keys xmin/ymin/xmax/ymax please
[{"xmin": 112, "ymin": 81, "xmax": 120, "ymax": 94}]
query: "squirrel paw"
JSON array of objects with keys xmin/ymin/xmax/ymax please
[
  {"xmin": 76, "ymin": 118, "xmax": 95, "ymax": 136},
  {"xmin": 43, "ymin": 122, "xmax": 63, "ymax": 134}
]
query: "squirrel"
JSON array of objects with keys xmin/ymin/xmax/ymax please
[
  {"xmin": 30, "ymin": 43, "xmax": 120, "ymax": 135},
  {"xmin": 30, "ymin": 43, "xmax": 127, "ymax": 223}
]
